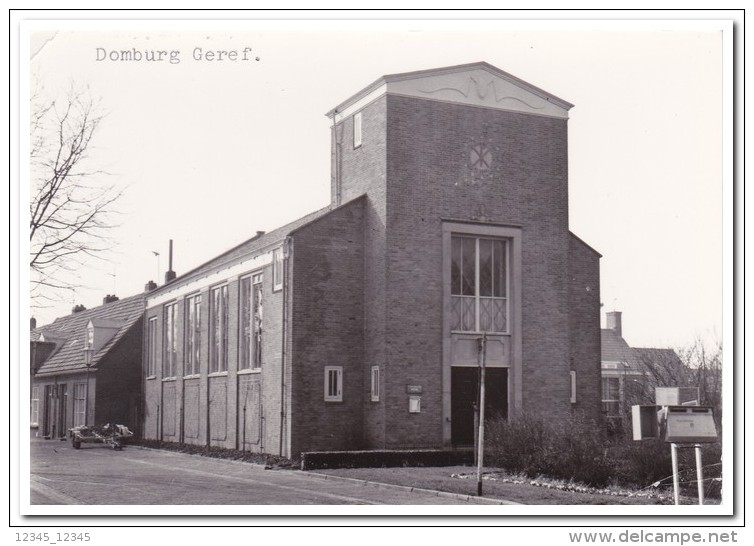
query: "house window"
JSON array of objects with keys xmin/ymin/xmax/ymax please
[
  {"xmin": 602, "ymin": 377, "xmax": 620, "ymax": 415},
  {"xmin": 163, "ymin": 302, "xmax": 178, "ymax": 378},
  {"xmin": 272, "ymin": 248, "xmax": 283, "ymax": 292},
  {"xmin": 353, "ymin": 112, "xmax": 362, "ymax": 148},
  {"xmin": 371, "ymin": 366, "xmax": 380, "ymax": 402},
  {"xmin": 210, "ymin": 285, "xmax": 229, "ymax": 373},
  {"xmin": 324, "ymin": 366, "xmax": 343, "ymax": 402},
  {"xmin": 450, "ymin": 236, "xmax": 508, "ymax": 333},
  {"xmin": 185, "ymin": 294, "xmax": 201, "ymax": 376},
  {"xmin": 73, "ymin": 383, "xmax": 86, "ymax": 427},
  {"xmin": 30, "ymin": 386, "xmax": 39, "ymax": 427},
  {"xmin": 570, "ymin": 371, "xmax": 577, "ymax": 403},
  {"xmin": 240, "ymin": 274, "xmax": 263, "ymax": 370},
  {"xmin": 147, "ymin": 316, "xmax": 158, "ymax": 377}
]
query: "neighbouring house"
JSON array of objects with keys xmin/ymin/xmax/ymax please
[
  {"xmin": 30, "ymin": 292, "xmax": 146, "ymax": 440},
  {"xmin": 601, "ymin": 311, "xmax": 687, "ymax": 430},
  {"xmin": 142, "ymin": 62, "xmax": 603, "ymax": 458}
]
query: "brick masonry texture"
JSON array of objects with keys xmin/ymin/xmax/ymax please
[
  {"xmin": 143, "ymin": 256, "xmax": 285, "ymax": 452},
  {"xmin": 331, "ymin": 94, "xmax": 600, "ymax": 448},
  {"xmin": 289, "ymin": 197, "xmax": 366, "ymax": 455},
  {"xmin": 568, "ymin": 234, "xmax": 603, "ymax": 422},
  {"xmin": 141, "ymin": 70, "xmax": 602, "ymax": 456}
]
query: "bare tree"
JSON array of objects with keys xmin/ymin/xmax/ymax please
[
  {"xmin": 677, "ymin": 338, "xmax": 723, "ymax": 424},
  {"xmin": 29, "ymin": 84, "xmax": 121, "ymax": 305},
  {"xmin": 629, "ymin": 339, "xmax": 722, "ymax": 421}
]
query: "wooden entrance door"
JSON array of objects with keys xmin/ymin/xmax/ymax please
[{"xmin": 451, "ymin": 367, "xmax": 508, "ymax": 446}]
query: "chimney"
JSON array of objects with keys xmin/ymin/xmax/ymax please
[
  {"xmin": 606, "ymin": 311, "xmax": 623, "ymax": 337},
  {"xmin": 72, "ymin": 304, "xmax": 87, "ymax": 314},
  {"xmin": 30, "ymin": 317, "xmax": 37, "ymax": 330},
  {"xmin": 164, "ymin": 239, "xmax": 176, "ymax": 284},
  {"xmin": 103, "ymin": 294, "xmax": 119, "ymax": 304},
  {"xmin": 145, "ymin": 280, "xmax": 158, "ymax": 292}
]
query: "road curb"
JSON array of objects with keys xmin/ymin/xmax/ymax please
[
  {"xmin": 300, "ymin": 471, "xmax": 521, "ymax": 505},
  {"xmin": 130, "ymin": 444, "xmax": 520, "ymax": 504}
]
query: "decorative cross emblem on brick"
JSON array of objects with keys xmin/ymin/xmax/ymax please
[{"xmin": 470, "ymin": 144, "xmax": 492, "ymax": 171}]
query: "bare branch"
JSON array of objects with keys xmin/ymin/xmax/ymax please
[{"xmin": 30, "ymin": 84, "xmax": 122, "ymax": 303}]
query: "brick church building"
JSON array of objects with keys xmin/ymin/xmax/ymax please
[{"xmin": 142, "ymin": 62, "xmax": 603, "ymax": 458}]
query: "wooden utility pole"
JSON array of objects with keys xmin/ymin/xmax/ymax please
[{"xmin": 476, "ymin": 332, "xmax": 487, "ymax": 497}]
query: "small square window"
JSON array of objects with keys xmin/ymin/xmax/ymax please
[
  {"xmin": 353, "ymin": 112, "xmax": 362, "ymax": 148},
  {"xmin": 324, "ymin": 366, "xmax": 343, "ymax": 402},
  {"xmin": 371, "ymin": 366, "xmax": 380, "ymax": 402}
]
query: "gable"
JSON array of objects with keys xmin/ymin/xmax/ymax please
[{"xmin": 328, "ymin": 62, "xmax": 573, "ymax": 123}]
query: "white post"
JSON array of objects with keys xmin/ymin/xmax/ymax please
[
  {"xmin": 83, "ymin": 349, "xmax": 93, "ymax": 427},
  {"xmin": 476, "ymin": 333, "xmax": 487, "ymax": 497},
  {"xmin": 695, "ymin": 444, "xmax": 705, "ymax": 505},
  {"xmin": 671, "ymin": 442, "xmax": 680, "ymax": 505}
]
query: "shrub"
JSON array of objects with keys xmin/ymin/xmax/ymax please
[
  {"xmin": 486, "ymin": 412, "xmax": 613, "ymax": 487},
  {"xmin": 608, "ymin": 438, "xmax": 671, "ymax": 487},
  {"xmin": 486, "ymin": 413, "xmax": 722, "ymax": 497},
  {"xmin": 133, "ymin": 439, "xmax": 297, "ymax": 468},
  {"xmin": 610, "ymin": 437, "xmax": 722, "ymax": 497}
]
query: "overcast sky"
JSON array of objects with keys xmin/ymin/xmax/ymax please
[{"xmin": 23, "ymin": 18, "xmax": 730, "ymax": 350}]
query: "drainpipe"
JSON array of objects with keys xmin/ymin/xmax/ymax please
[
  {"xmin": 180, "ymin": 377, "xmax": 185, "ymax": 445},
  {"xmin": 332, "ymin": 111, "xmax": 343, "ymax": 207},
  {"xmin": 279, "ymin": 237, "xmax": 291, "ymax": 457},
  {"xmin": 206, "ymin": 377, "xmax": 211, "ymax": 450}
]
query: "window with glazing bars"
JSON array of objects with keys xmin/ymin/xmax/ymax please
[
  {"xmin": 240, "ymin": 274, "xmax": 263, "ymax": 370},
  {"xmin": 73, "ymin": 383, "xmax": 86, "ymax": 427},
  {"xmin": 30, "ymin": 386, "xmax": 39, "ymax": 426},
  {"xmin": 602, "ymin": 377, "xmax": 621, "ymax": 415},
  {"xmin": 210, "ymin": 285, "xmax": 229, "ymax": 373},
  {"xmin": 185, "ymin": 294, "xmax": 201, "ymax": 376},
  {"xmin": 147, "ymin": 316, "xmax": 158, "ymax": 377},
  {"xmin": 163, "ymin": 302, "xmax": 178, "ymax": 377},
  {"xmin": 325, "ymin": 366, "xmax": 342, "ymax": 402},
  {"xmin": 450, "ymin": 236, "xmax": 508, "ymax": 333}
]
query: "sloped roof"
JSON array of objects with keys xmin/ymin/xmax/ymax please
[
  {"xmin": 601, "ymin": 328, "xmax": 641, "ymax": 367},
  {"xmin": 151, "ymin": 204, "xmax": 334, "ymax": 295},
  {"xmin": 31, "ymin": 293, "xmax": 145, "ymax": 377},
  {"xmin": 634, "ymin": 347, "xmax": 685, "ymax": 370}
]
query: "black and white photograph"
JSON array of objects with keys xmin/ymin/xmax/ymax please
[{"xmin": 10, "ymin": 8, "xmax": 742, "ymax": 539}]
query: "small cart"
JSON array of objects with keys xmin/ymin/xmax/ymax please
[{"xmin": 69, "ymin": 424, "xmax": 133, "ymax": 450}]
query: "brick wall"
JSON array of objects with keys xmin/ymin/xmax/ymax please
[
  {"xmin": 142, "ymin": 252, "xmax": 285, "ymax": 453},
  {"xmin": 568, "ymin": 234, "xmax": 603, "ymax": 423},
  {"xmin": 381, "ymin": 95, "xmax": 574, "ymax": 442},
  {"xmin": 288, "ymin": 197, "xmax": 365, "ymax": 456},
  {"xmin": 140, "ymin": 82, "xmax": 602, "ymax": 454},
  {"xmin": 334, "ymin": 98, "xmax": 389, "ymax": 448},
  {"xmin": 95, "ymin": 318, "xmax": 144, "ymax": 435}
]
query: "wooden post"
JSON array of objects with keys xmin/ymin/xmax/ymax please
[{"xmin": 476, "ymin": 333, "xmax": 487, "ymax": 497}]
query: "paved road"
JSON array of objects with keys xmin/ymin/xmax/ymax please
[{"xmin": 30, "ymin": 438, "xmax": 508, "ymax": 506}]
